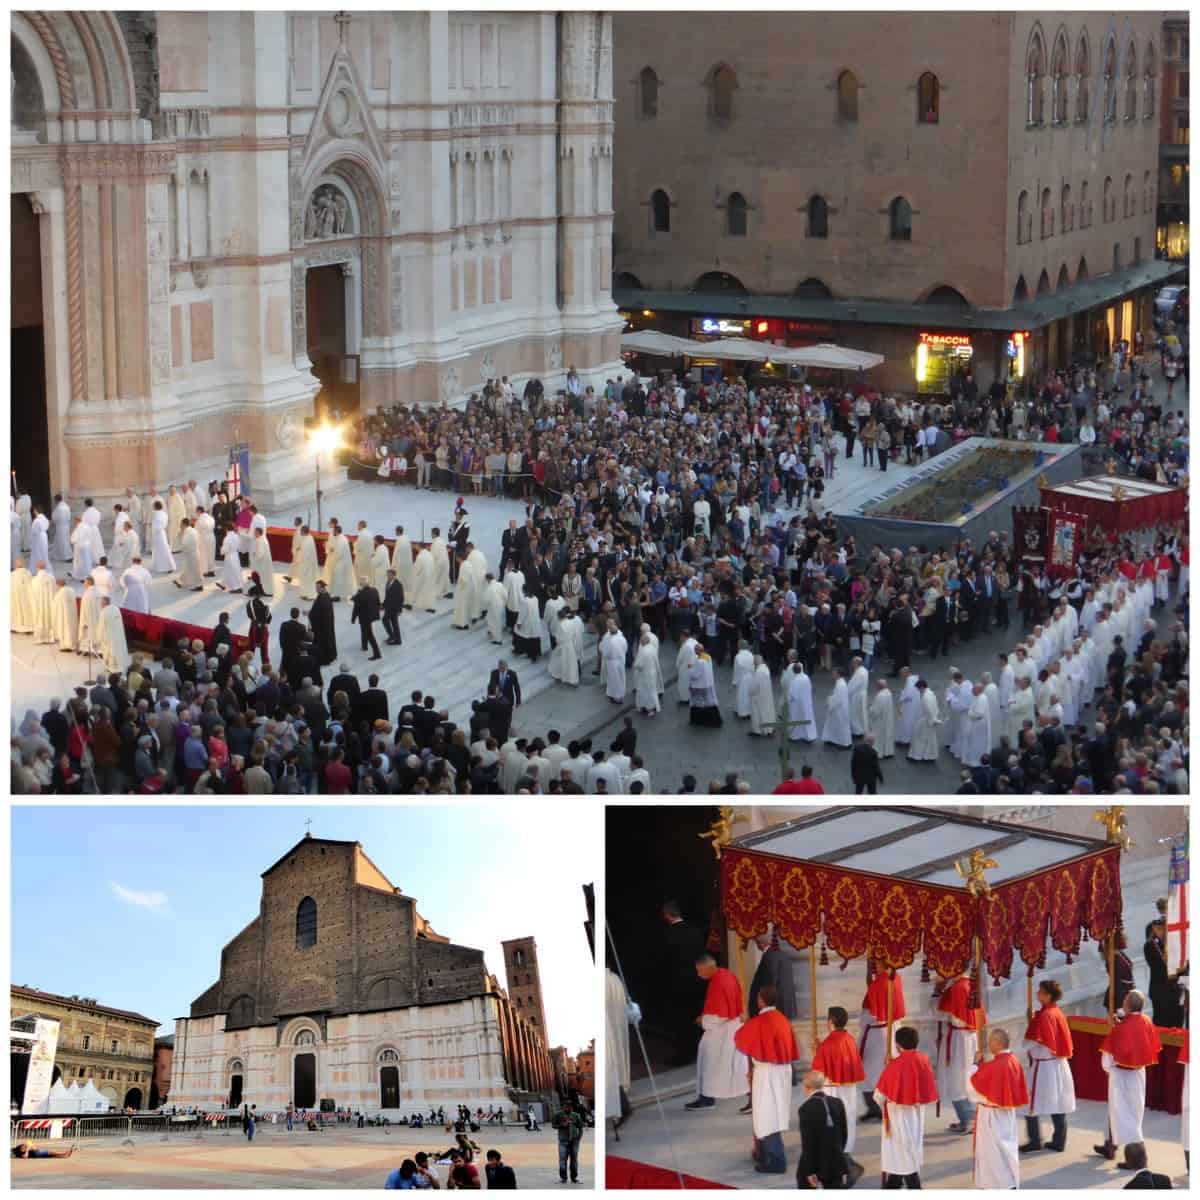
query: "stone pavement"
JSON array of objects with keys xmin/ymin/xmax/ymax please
[
  {"xmin": 12, "ymin": 1124, "xmax": 593, "ymax": 1189},
  {"xmin": 608, "ymin": 1066, "xmax": 1187, "ymax": 1189}
]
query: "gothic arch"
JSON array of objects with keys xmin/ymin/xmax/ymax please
[
  {"xmin": 281, "ymin": 1016, "xmax": 323, "ymax": 1046},
  {"xmin": 919, "ymin": 284, "xmax": 970, "ymax": 306},
  {"xmin": 1057, "ymin": 263, "xmax": 1071, "ymax": 290}
]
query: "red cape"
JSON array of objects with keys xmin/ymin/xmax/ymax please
[
  {"xmin": 813, "ymin": 1029, "xmax": 866, "ymax": 1085},
  {"xmin": 875, "ymin": 1049, "xmax": 938, "ymax": 1106},
  {"xmin": 938, "ymin": 976, "xmax": 984, "ymax": 1031},
  {"xmin": 1099, "ymin": 1012, "xmax": 1162, "ymax": 1068},
  {"xmin": 970, "ymin": 1052, "xmax": 1030, "ymax": 1108},
  {"xmin": 1180, "ymin": 1036, "xmax": 1189, "ymax": 1067},
  {"xmin": 863, "ymin": 973, "xmax": 906, "ymax": 1023},
  {"xmin": 734, "ymin": 1007, "xmax": 799, "ymax": 1065},
  {"xmin": 1024, "ymin": 1004, "xmax": 1073, "ymax": 1059},
  {"xmin": 702, "ymin": 967, "xmax": 744, "ymax": 1020}
]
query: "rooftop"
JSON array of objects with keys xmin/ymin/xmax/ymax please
[{"xmin": 11, "ymin": 985, "xmax": 158, "ymax": 1028}]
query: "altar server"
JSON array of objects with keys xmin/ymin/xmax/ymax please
[
  {"xmin": 685, "ymin": 952, "xmax": 748, "ymax": 1109},
  {"xmin": 249, "ymin": 527, "xmax": 276, "ymax": 598},
  {"xmin": 295, "ymin": 526, "xmax": 319, "ymax": 600},
  {"xmin": 97, "ymin": 596, "xmax": 130, "ymax": 672},
  {"xmin": 936, "ymin": 970, "xmax": 985, "ymax": 1132},
  {"xmin": 30, "ymin": 561, "xmax": 56, "ymax": 644},
  {"xmin": 847, "ymin": 657, "xmax": 870, "ymax": 737},
  {"xmin": 195, "ymin": 506, "xmax": 217, "ymax": 576},
  {"xmin": 218, "ymin": 529, "xmax": 244, "ymax": 593},
  {"xmin": 749, "ymin": 656, "xmax": 777, "ymax": 736},
  {"xmin": 121, "ymin": 559, "xmax": 153, "ymax": 615},
  {"xmin": 11, "ymin": 558, "xmax": 34, "ymax": 634},
  {"xmin": 813, "ymin": 1005, "xmax": 866, "ymax": 1157},
  {"xmin": 860, "ymin": 965, "xmax": 904, "ymax": 1120},
  {"xmin": 732, "ymin": 642, "xmax": 756, "ymax": 718},
  {"xmin": 822, "ymin": 668, "xmax": 852, "ymax": 747},
  {"xmin": 966, "ymin": 1027, "xmax": 1029, "ymax": 1188},
  {"xmin": 174, "ymin": 519, "xmax": 204, "ymax": 591},
  {"xmin": 1020, "ymin": 978, "xmax": 1075, "ymax": 1153},
  {"xmin": 484, "ymin": 573, "xmax": 508, "ymax": 644},
  {"xmin": 1095, "ymin": 990, "xmax": 1161, "ymax": 1167},
  {"xmin": 391, "ymin": 526, "xmax": 414, "ymax": 602},
  {"xmin": 734, "ymin": 984, "xmax": 799, "ymax": 1174},
  {"xmin": 869, "ymin": 680, "xmax": 897, "ymax": 758},
  {"xmin": 873, "ymin": 1025, "xmax": 937, "ymax": 1189},
  {"xmin": 51, "ymin": 494, "xmax": 73, "ymax": 560},
  {"xmin": 51, "ymin": 578, "xmax": 79, "ymax": 651}
]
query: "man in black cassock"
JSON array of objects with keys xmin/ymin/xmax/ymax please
[
  {"xmin": 748, "ymin": 927, "xmax": 798, "ymax": 1018},
  {"xmin": 308, "ymin": 580, "xmax": 338, "ymax": 666},
  {"xmin": 661, "ymin": 900, "xmax": 706, "ymax": 1067},
  {"xmin": 278, "ymin": 607, "xmax": 308, "ymax": 680}
]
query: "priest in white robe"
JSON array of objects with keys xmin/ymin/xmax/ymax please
[
  {"xmin": 1008, "ymin": 677, "xmax": 1036, "ymax": 746},
  {"xmin": 51, "ymin": 496, "xmax": 73, "ymax": 560},
  {"xmin": 109, "ymin": 516, "xmax": 136, "ymax": 574},
  {"xmin": 195, "ymin": 508, "xmax": 217, "ymax": 576},
  {"xmin": 732, "ymin": 642, "xmax": 755, "ymax": 717},
  {"xmin": 822, "ymin": 670, "xmax": 852, "ymax": 748},
  {"xmin": 962, "ymin": 682, "xmax": 992, "ymax": 768},
  {"xmin": 907, "ymin": 680, "xmax": 941, "ymax": 762},
  {"xmin": 121, "ymin": 559, "xmax": 153, "ymax": 614},
  {"xmin": 786, "ymin": 663, "xmax": 818, "ymax": 742},
  {"xmin": 29, "ymin": 509, "xmax": 50, "ymax": 572},
  {"xmin": 370, "ymin": 537, "xmax": 391, "ymax": 597},
  {"xmin": 29, "ymin": 563, "xmax": 56, "ymax": 644},
  {"xmin": 503, "ymin": 566, "xmax": 525, "ymax": 627},
  {"xmin": 51, "ymin": 579, "xmax": 79, "ymax": 651},
  {"xmin": 484, "ymin": 574, "xmax": 508, "ymax": 643},
  {"xmin": 70, "ymin": 518, "xmax": 95, "ymax": 581},
  {"xmin": 429, "ymin": 531, "xmax": 452, "ymax": 599},
  {"xmin": 452, "ymin": 553, "xmax": 477, "ymax": 630},
  {"xmin": 174, "ymin": 520, "xmax": 205, "ymax": 591},
  {"xmin": 895, "ymin": 668, "xmax": 919, "ymax": 745},
  {"xmin": 10, "ymin": 559, "xmax": 34, "ymax": 634},
  {"xmin": 323, "ymin": 526, "xmax": 357, "ymax": 601},
  {"xmin": 391, "ymin": 527, "xmax": 414, "ymax": 602},
  {"xmin": 218, "ymin": 530, "xmax": 244, "ymax": 592},
  {"xmin": 150, "ymin": 505, "xmax": 176, "ymax": 573},
  {"xmin": 544, "ymin": 592, "xmax": 567, "ymax": 649},
  {"xmin": 847, "ymin": 658, "xmax": 870, "ymax": 737},
  {"xmin": 868, "ymin": 680, "xmax": 896, "ymax": 758},
  {"xmin": 640, "ymin": 624, "xmax": 665, "ymax": 695},
  {"xmin": 600, "ymin": 623, "xmax": 628, "ymax": 702},
  {"xmin": 81, "ymin": 500, "xmax": 105, "ymax": 561},
  {"xmin": 944, "ymin": 671, "xmax": 971, "ymax": 759},
  {"xmin": 77, "ymin": 579, "xmax": 102, "ymax": 655},
  {"xmin": 676, "ymin": 635, "xmax": 699, "ymax": 704},
  {"xmin": 749, "ymin": 657, "xmax": 777, "ymax": 736},
  {"xmin": 410, "ymin": 546, "xmax": 438, "ymax": 611},
  {"xmin": 166, "ymin": 485, "xmax": 186, "ymax": 549},
  {"xmin": 295, "ymin": 526, "xmax": 319, "ymax": 600},
  {"xmin": 556, "ymin": 612, "xmax": 584, "ymax": 686},
  {"xmin": 633, "ymin": 634, "xmax": 661, "ymax": 715},
  {"xmin": 248, "ymin": 529, "xmax": 275, "ymax": 598},
  {"xmin": 97, "ymin": 598, "xmax": 130, "ymax": 673},
  {"xmin": 15, "ymin": 492, "xmax": 32, "ymax": 551},
  {"xmin": 353, "ymin": 521, "xmax": 374, "ymax": 586}
]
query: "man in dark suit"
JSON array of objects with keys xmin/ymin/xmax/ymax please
[
  {"xmin": 488, "ymin": 660, "xmax": 521, "ymax": 707},
  {"xmin": 499, "ymin": 519, "xmax": 521, "ymax": 573},
  {"xmin": 292, "ymin": 639, "xmax": 322, "ymax": 689},
  {"xmin": 382, "ymin": 570, "xmax": 404, "ymax": 644},
  {"xmin": 660, "ymin": 900, "xmax": 706, "ymax": 1067},
  {"xmin": 308, "ymin": 581, "xmax": 337, "ymax": 666},
  {"xmin": 849, "ymin": 734, "xmax": 885, "ymax": 795},
  {"xmin": 351, "ymin": 581, "xmax": 382, "ymax": 660},
  {"xmin": 414, "ymin": 696, "xmax": 440, "ymax": 748},
  {"xmin": 796, "ymin": 1070, "xmax": 850, "ymax": 1189},
  {"xmin": 610, "ymin": 716, "xmax": 637, "ymax": 758},
  {"xmin": 279, "ymin": 608, "xmax": 308, "ymax": 679},
  {"xmin": 327, "ymin": 663, "xmax": 361, "ymax": 711},
  {"xmin": 1122, "ymin": 1142, "xmax": 1173, "ymax": 1188},
  {"xmin": 483, "ymin": 687, "xmax": 513, "ymax": 743},
  {"xmin": 211, "ymin": 611, "xmax": 234, "ymax": 657},
  {"xmin": 357, "ymin": 673, "xmax": 389, "ymax": 729}
]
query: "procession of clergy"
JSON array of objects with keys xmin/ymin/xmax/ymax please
[
  {"xmin": 716, "ymin": 564, "xmax": 1171, "ymax": 767},
  {"xmin": 9, "ymin": 485, "xmax": 603, "ymax": 688},
  {"xmin": 688, "ymin": 947, "xmax": 1179, "ymax": 1188}
]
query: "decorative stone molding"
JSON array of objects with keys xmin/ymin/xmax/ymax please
[
  {"xmin": 276, "ymin": 414, "xmax": 301, "ymax": 451},
  {"xmin": 439, "ymin": 365, "xmax": 461, "ymax": 402},
  {"xmin": 60, "ymin": 147, "xmax": 177, "ymax": 180},
  {"xmin": 155, "ymin": 108, "xmax": 212, "ymax": 140}
]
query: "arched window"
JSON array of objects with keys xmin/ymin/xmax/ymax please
[
  {"xmin": 806, "ymin": 195, "xmax": 829, "ymax": 239},
  {"xmin": 1080, "ymin": 180, "xmax": 1091, "ymax": 228},
  {"xmin": 794, "ymin": 277, "xmax": 834, "ymax": 299},
  {"xmin": 639, "ymin": 67, "xmax": 659, "ymax": 119},
  {"xmin": 693, "ymin": 270, "xmax": 746, "ymax": 293},
  {"xmin": 711, "ymin": 65, "xmax": 736, "ymax": 121},
  {"xmin": 614, "ymin": 271, "xmax": 644, "ymax": 290},
  {"xmin": 1075, "ymin": 34, "xmax": 1091, "ymax": 121},
  {"xmin": 296, "ymin": 897, "xmax": 317, "ymax": 949},
  {"xmin": 1103, "ymin": 38, "xmax": 1118, "ymax": 123},
  {"xmin": 917, "ymin": 72, "xmax": 939, "ymax": 123},
  {"xmin": 1060, "ymin": 183, "xmax": 1073, "ymax": 232},
  {"xmin": 889, "ymin": 196, "xmax": 913, "ymax": 240},
  {"xmin": 1143, "ymin": 170, "xmax": 1153, "ymax": 214},
  {"xmin": 1123, "ymin": 173, "xmax": 1134, "ymax": 219},
  {"xmin": 1077, "ymin": 256, "xmax": 1089, "ymax": 280},
  {"xmin": 1057, "ymin": 264, "xmax": 1071, "ymax": 290},
  {"xmin": 651, "ymin": 189, "xmax": 670, "ymax": 233},
  {"xmin": 1103, "ymin": 175, "xmax": 1113, "ymax": 223},
  {"xmin": 1144, "ymin": 42, "xmax": 1157, "ymax": 117},
  {"xmin": 924, "ymin": 286, "xmax": 969, "ymax": 306},
  {"xmin": 726, "ymin": 191, "xmax": 747, "ymax": 236},
  {"xmin": 1040, "ymin": 187, "xmax": 1054, "ymax": 238},
  {"xmin": 1013, "ymin": 275, "xmax": 1029, "ymax": 303},
  {"xmin": 1125, "ymin": 42, "xmax": 1138, "ymax": 119},
  {"xmin": 1017, "ymin": 189, "xmax": 1031, "ymax": 244},
  {"xmin": 1036, "ymin": 269, "xmax": 1052, "ymax": 296},
  {"xmin": 837, "ymin": 70, "xmax": 858, "ymax": 122},
  {"xmin": 1027, "ymin": 31, "xmax": 1046, "ymax": 125},
  {"xmin": 228, "ymin": 995, "xmax": 254, "ymax": 1027},
  {"xmin": 1051, "ymin": 32, "xmax": 1069, "ymax": 123},
  {"xmin": 378, "ymin": 1048, "xmax": 399, "ymax": 1064}
]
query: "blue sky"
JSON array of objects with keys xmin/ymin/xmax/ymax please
[{"xmin": 11, "ymin": 805, "xmax": 598, "ymax": 1052}]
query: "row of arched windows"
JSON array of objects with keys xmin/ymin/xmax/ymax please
[
  {"xmin": 1013, "ymin": 241, "xmax": 1141, "ymax": 305},
  {"xmin": 649, "ymin": 189, "xmax": 912, "ymax": 240},
  {"xmin": 1025, "ymin": 26, "xmax": 1158, "ymax": 126},
  {"xmin": 636, "ymin": 30, "xmax": 1158, "ymax": 127},
  {"xmin": 1016, "ymin": 171, "xmax": 1154, "ymax": 244}
]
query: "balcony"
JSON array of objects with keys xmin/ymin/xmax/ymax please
[{"xmin": 65, "ymin": 1046, "xmax": 154, "ymax": 1066}]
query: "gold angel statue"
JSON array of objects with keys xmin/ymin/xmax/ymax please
[
  {"xmin": 956, "ymin": 848, "xmax": 999, "ymax": 898},
  {"xmin": 1094, "ymin": 806, "xmax": 1134, "ymax": 851},
  {"xmin": 699, "ymin": 807, "xmax": 736, "ymax": 860}
]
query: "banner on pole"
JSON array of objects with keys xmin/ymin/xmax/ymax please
[{"xmin": 226, "ymin": 444, "xmax": 251, "ymax": 500}]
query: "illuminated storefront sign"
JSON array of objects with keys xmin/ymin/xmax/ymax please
[
  {"xmin": 1006, "ymin": 330, "xmax": 1029, "ymax": 378},
  {"xmin": 698, "ymin": 318, "xmax": 751, "ymax": 335},
  {"xmin": 918, "ymin": 332, "xmax": 972, "ymax": 347},
  {"xmin": 915, "ymin": 331, "xmax": 974, "ymax": 393}
]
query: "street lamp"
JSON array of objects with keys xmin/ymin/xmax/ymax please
[{"xmin": 307, "ymin": 421, "xmax": 343, "ymax": 531}]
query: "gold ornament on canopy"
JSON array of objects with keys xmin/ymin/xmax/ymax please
[
  {"xmin": 955, "ymin": 848, "xmax": 999, "ymax": 899},
  {"xmin": 699, "ymin": 806, "xmax": 735, "ymax": 861},
  {"xmin": 1094, "ymin": 805, "xmax": 1134, "ymax": 852}
]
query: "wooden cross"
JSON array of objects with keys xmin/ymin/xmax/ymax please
[
  {"xmin": 333, "ymin": 11, "xmax": 352, "ymax": 46},
  {"xmin": 305, "ymin": 818, "xmax": 313, "ymax": 836},
  {"xmin": 773, "ymin": 690, "xmax": 818, "ymax": 780}
]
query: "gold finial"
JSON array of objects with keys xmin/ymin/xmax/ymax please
[
  {"xmin": 1104, "ymin": 458, "xmax": 1118, "ymax": 475},
  {"xmin": 698, "ymin": 806, "xmax": 735, "ymax": 861},
  {"xmin": 1037, "ymin": 474, "xmax": 1049, "ymax": 489},
  {"xmin": 1112, "ymin": 484, "xmax": 1127, "ymax": 502},
  {"xmin": 1094, "ymin": 806, "xmax": 1134, "ymax": 852},
  {"xmin": 956, "ymin": 847, "xmax": 1000, "ymax": 898}
]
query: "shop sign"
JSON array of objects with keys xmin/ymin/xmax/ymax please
[
  {"xmin": 918, "ymin": 331, "xmax": 972, "ymax": 347},
  {"xmin": 699, "ymin": 318, "xmax": 751, "ymax": 335}
]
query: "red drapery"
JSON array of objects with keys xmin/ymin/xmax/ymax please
[
  {"xmin": 606, "ymin": 1156, "xmax": 735, "ymax": 1190},
  {"xmin": 721, "ymin": 844, "xmax": 1122, "ymax": 981},
  {"xmin": 1040, "ymin": 483, "xmax": 1187, "ymax": 534},
  {"xmin": 1067, "ymin": 1016, "xmax": 1186, "ymax": 1116},
  {"xmin": 78, "ymin": 601, "xmax": 252, "ymax": 659},
  {"xmin": 265, "ymin": 527, "xmax": 424, "ymax": 567}
]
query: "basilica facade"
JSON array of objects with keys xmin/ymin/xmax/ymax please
[
  {"xmin": 170, "ymin": 835, "xmax": 554, "ymax": 1115},
  {"xmin": 11, "ymin": 11, "xmax": 622, "ymax": 509}
]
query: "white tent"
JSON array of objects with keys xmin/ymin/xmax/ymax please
[
  {"xmin": 619, "ymin": 330, "xmax": 698, "ymax": 357},
  {"xmin": 47, "ymin": 1078, "xmax": 80, "ymax": 1114},
  {"xmin": 78, "ymin": 1079, "xmax": 109, "ymax": 1113},
  {"xmin": 773, "ymin": 342, "xmax": 885, "ymax": 370},
  {"xmin": 622, "ymin": 330, "xmax": 885, "ymax": 370}
]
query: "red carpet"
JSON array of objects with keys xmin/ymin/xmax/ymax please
[{"xmin": 606, "ymin": 1155, "xmax": 736, "ymax": 1189}]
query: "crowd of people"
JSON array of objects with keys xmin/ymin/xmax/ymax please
[{"xmin": 9, "ymin": 338, "xmax": 1188, "ymax": 794}]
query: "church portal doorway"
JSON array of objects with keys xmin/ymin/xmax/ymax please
[
  {"xmin": 11, "ymin": 194, "xmax": 50, "ymax": 508},
  {"xmin": 293, "ymin": 1053, "xmax": 316, "ymax": 1109},
  {"xmin": 229, "ymin": 1073, "xmax": 243, "ymax": 1109},
  {"xmin": 123, "ymin": 1087, "xmax": 143, "ymax": 1110},
  {"xmin": 379, "ymin": 1065, "xmax": 399, "ymax": 1109},
  {"xmin": 305, "ymin": 263, "xmax": 359, "ymax": 418}
]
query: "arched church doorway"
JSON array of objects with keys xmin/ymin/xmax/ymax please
[
  {"xmin": 293, "ymin": 1053, "xmax": 316, "ymax": 1109},
  {"xmin": 229, "ymin": 1071, "xmax": 243, "ymax": 1109},
  {"xmin": 11, "ymin": 193, "xmax": 50, "ymax": 508},
  {"xmin": 123, "ymin": 1087, "xmax": 143, "ymax": 1111},
  {"xmin": 305, "ymin": 264, "xmax": 358, "ymax": 417},
  {"xmin": 379, "ymin": 1065, "xmax": 399, "ymax": 1109}
]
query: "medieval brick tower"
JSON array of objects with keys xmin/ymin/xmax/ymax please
[{"xmin": 502, "ymin": 937, "xmax": 548, "ymax": 1045}]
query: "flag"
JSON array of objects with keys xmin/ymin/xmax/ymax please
[
  {"xmin": 1166, "ymin": 833, "xmax": 1189, "ymax": 974},
  {"xmin": 226, "ymin": 444, "xmax": 251, "ymax": 500}
]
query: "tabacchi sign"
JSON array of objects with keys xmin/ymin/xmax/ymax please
[{"xmin": 919, "ymin": 332, "xmax": 972, "ymax": 347}]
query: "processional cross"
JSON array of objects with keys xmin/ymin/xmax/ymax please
[
  {"xmin": 773, "ymin": 692, "xmax": 817, "ymax": 780},
  {"xmin": 305, "ymin": 818, "xmax": 313, "ymax": 836},
  {"xmin": 333, "ymin": 11, "xmax": 352, "ymax": 46}
]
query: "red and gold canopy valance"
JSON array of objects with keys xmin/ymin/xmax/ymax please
[{"xmin": 721, "ymin": 843, "xmax": 1122, "ymax": 982}]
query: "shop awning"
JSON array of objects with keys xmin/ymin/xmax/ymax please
[
  {"xmin": 721, "ymin": 806, "xmax": 1122, "ymax": 982},
  {"xmin": 619, "ymin": 329, "xmax": 699, "ymax": 357},
  {"xmin": 689, "ymin": 336, "xmax": 776, "ymax": 362},
  {"xmin": 775, "ymin": 342, "xmax": 884, "ymax": 370},
  {"xmin": 621, "ymin": 332, "xmax": 885, "ymax": 369}
]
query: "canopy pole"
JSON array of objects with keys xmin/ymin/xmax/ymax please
[
  {"xmin": 884, "ymin": 964, "xmax": 895, "ymax": 1064},
  {"xmin": 1107, "ymin": 931, "xmax": 1117, "ymax": 1026},
  {"xmin": 1026, "ymin": 973, "xmax": 1034, "ymax": 1024},
  {"xmin": 809, "ymin": 943, "xmax": 819, "ymax": 1059},
  {"xmin": 973, "ymin": 935, "xmax": 985, "ymax": 1058},
  {"xmin": 735, "ymin": 935, "xmax": 748, "ymax": 1014}
]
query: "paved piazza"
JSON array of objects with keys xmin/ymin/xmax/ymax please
[{"xmin": 12, "ymin": 1124, "xmax": 593, "ymax": 1189}]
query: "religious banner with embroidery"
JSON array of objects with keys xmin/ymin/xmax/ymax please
[{"xmin": 1047, "ymin": 510, "xmax": 1085, "ymax": 579}]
